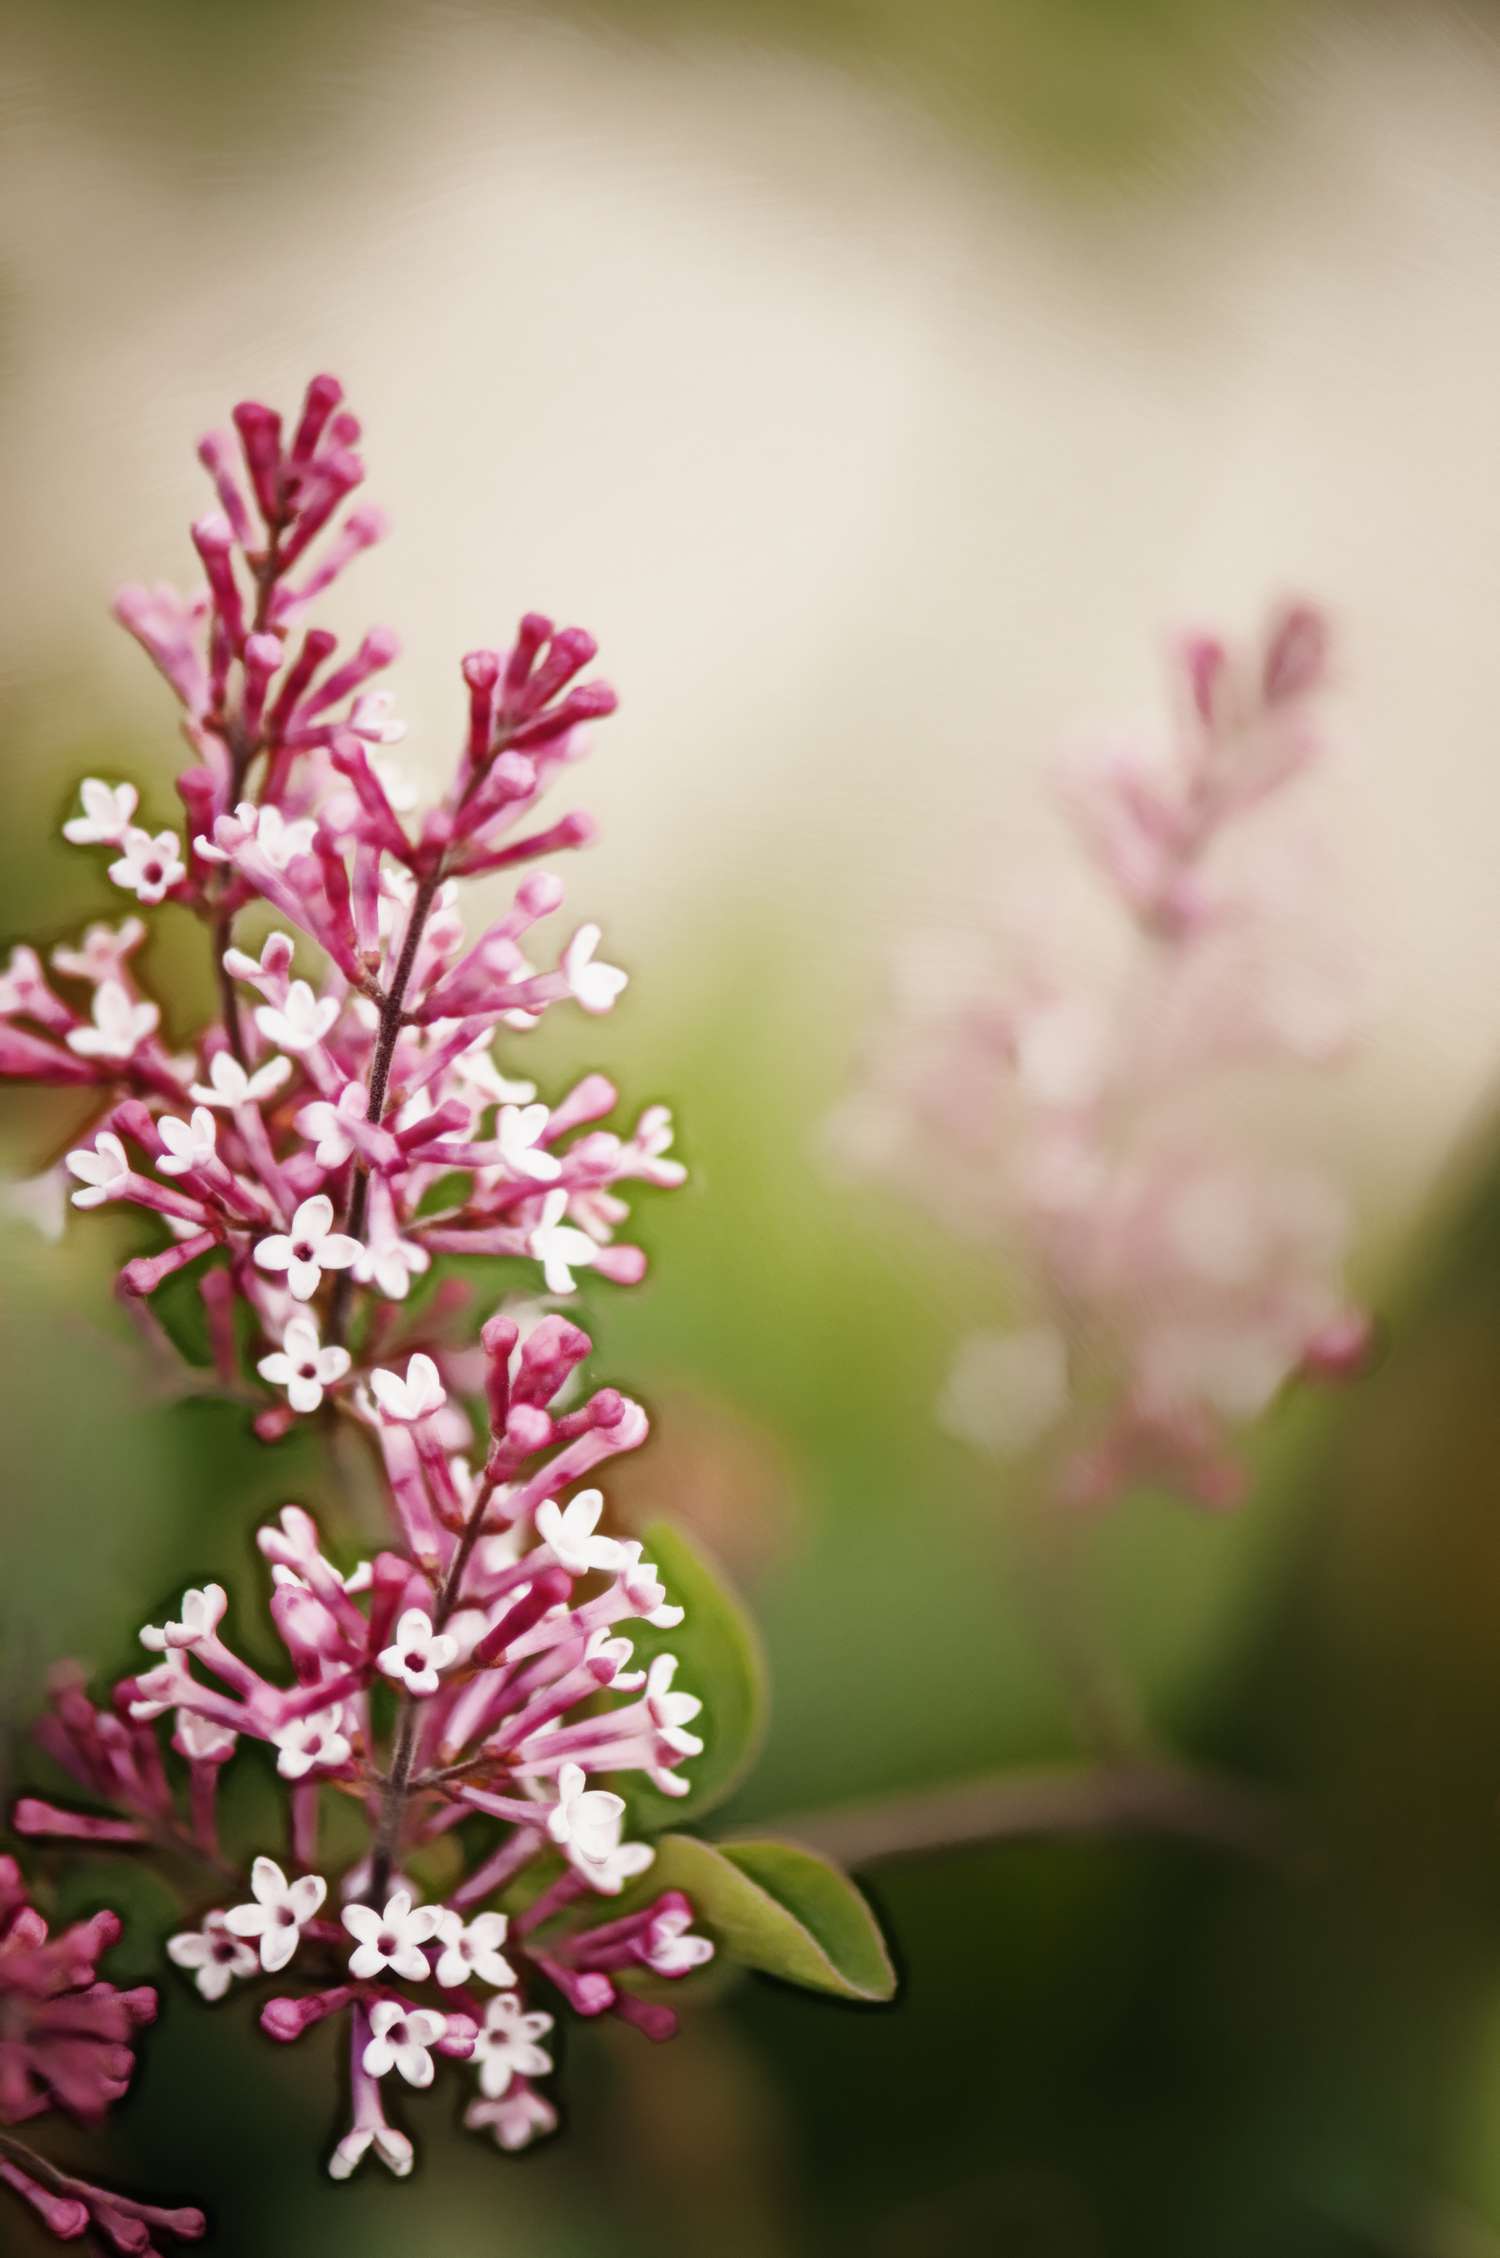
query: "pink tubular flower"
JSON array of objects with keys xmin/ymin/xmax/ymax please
[{"xmin": 834, "ymin": 605, "xmax": 1369, "ymax": 1512}]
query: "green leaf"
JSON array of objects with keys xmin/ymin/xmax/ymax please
[
  {"xmin": 621, "ymin": 1520, "xmax": 768, "ymax": 1831},
  {"xmin": 626, "ymin": 1832, "xmax": 897, "ymax": 2002}
]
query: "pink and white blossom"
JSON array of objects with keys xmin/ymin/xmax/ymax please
[
  {"xmin": 254, "ymin": 1194, "xmax": 362, "ymax": 1302},
  {"xmin": 362, "ymin": 2001, "xmax": 447, "ymax": 2088},
  {"xmin": 342, "ymin": 1890, "xmax": 444, "ymax": 1981},
  {"xmin": 167, "ymin": 1912, "xmax": 259, "ymax": 2001},
  {"xmin": 63, "ymin": 778, "xmax": 140, "ymax": 847},
  {"xmin": 470, "ymin": 1993, "xmax": 554, "ymax": 2099},
  {"xmin": 108, "ymin": 827, "xmax": 187, "ymax": 905},
  {"xmin": 433, "ymin": 1911, "xmax": 516, "ymax": 1992},
  {"xmin": 257, "ymin": 1314, "xmax": 351, "ymax": 1414},
  {"xmin": 223, "ymin": 1857, "xmax": 326, "ymax": 1974},
  {"xmin": 377, "ymin": 1608, "xmax": 458, "ymax": 1695},
  {"xmin": 66, "ymin": 980, "xmax": 158, "ymax": 1059}
]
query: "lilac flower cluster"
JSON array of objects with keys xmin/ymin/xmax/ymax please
[
  {"xmin": 0, "ymin": 376, "xmax": 733, "ymax": 2226},
  {"xmin": 0, "ymin": 1855, "xmax": 204, "ymax": 2249},
  {"xmin": 834, "ymin": 606, "xmax": 1369, "ymax": 1510}
]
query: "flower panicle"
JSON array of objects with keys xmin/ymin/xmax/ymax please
[
  {"xmin": 1, "ymin": 378, "xmax": 715, "ymax": 2206},
  {"xmin": 834, "ymin": 603, "xmax": 1370, "ymax": 1511}
]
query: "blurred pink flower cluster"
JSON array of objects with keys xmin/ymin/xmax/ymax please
[
  {"xmin": 0, "ymin": 376, "xmax": 722, "ymax": 2223},
  {"xmin": 834, "ymin": 606, "xmax": 1369, "ymax": 1510},
  {"xmin": 0, "ymin": 1854, "xmax": 204, "ymax": 2249}
]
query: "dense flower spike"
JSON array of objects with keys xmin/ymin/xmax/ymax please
[
  {"xmin": 1, "ymin": 376, "xmax": 756, "ymax": 2212},
  {"xmin": 832, "ymin": 606, "xmax": 1369, "ymax": 1510}
]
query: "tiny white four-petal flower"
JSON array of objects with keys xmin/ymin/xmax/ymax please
[
  {"xmin": 369, "ymin": 1352, "xmax": 446, "ymax": 1423},
  {"xmin": 254, "ymin": 1194, "xmax": 362, "ymax": 1302},
  {"xmin": 253, "ymin": 980, "xmax": 339, "ymax": 1055},
  {"xmin": 470, "ymin": 1993, "xmax": 554, "ymax": 2099},
  {"xmin": 342, "ymin": 1889, "xmax": 445, "ymax": 1982},
  {"xmin": 362, "ymin": 2001, "xmax": 447, "ymax": 2088},
  {"xmin": 562, "ymin": 923, "xmax": 628, "ymax": 1014},
  {"xmin": 108, "ymin": 827, "xmax": 186, "ymax": 905},
  {"xmin": 155, "ymin": 1106, "xmax": 218, "ymax": 1177},
  {"xmin": 377, "ymin": 1607, "xmax": 459, "ymax": 1696},
  {"xmin": 63, "ymin": 778, "xmax": 139, "ymax": 847},
  {"xmin": 166, "ymin": 1911, "xmax": 259, "ymax": 2001},
  {"xmin": 66, "ymin": 981, "xmax": 159, "ymax": 1060},
  {"xmin": 528, "ymin": 1188, "xmax": 599, "ymax": 1295},
  {"xmin": 433, "ymin": 1910, "xmax": 516, "ymax": 1991},
  {"xmin": 140, "ymin": 1584, "xmax": 227, "ymax": 1653},
  {"xmin": 223, "ymin": 1856, "xmax": 326, "ymax": 1974},
  {"xmin": 534, "ymin": 1488, "xmax": 622, "ymax": 1576},
  {"xmin": 257, "ymin": 1314, "xmax": 351, "ymax": 1414},
  {"xmin": 496, "ymin": 1102, "xmax": 561, "ymax": 1183},
  {"xmin": 64, "ymin": 1132, "xmax": 131, "ymax": 1209},
  {"xmin": 190, "ymin": 1051, "xmax": 291, "ymax": 1108}
]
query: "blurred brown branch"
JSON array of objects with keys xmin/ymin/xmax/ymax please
[{"xmin": 752, "ymin": 1760, "xmax": 1297, "ymax": 1869}]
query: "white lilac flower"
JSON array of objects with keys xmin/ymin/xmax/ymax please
[
  {"xmin": 154, "ymin": 1107, "xmax": 218, "ymax": 1177},
  {"xmin": 64, "ymin": 1132, "xmax": 131, "ymax": 1210},
  {"xmin": 464, "ymin": 2087, "xmax": 558, "ymax": 2151},
  {"xmin": 577, "ymin": 1837, "xmax": 656, "ymax": 1896},
  {"xmin": 50, "ymin": 916, "xmax": 146, "ymax": 982},
  {"xmin": 452, "ymin": 1040, "xmax": 536, "ymax": 1109},
  {"xmin": 254, "ymin": 1194, "xmax": 362, "ymax": 1302},
  {"xmin": 139, "ymin": 1584, "xmax": 227, "ymax": 1653},
  {"xmin": 348, "ymin": 692, "xmax": 409, "ymax": 751},
  {"xmin": 377, "ymin": 1608, "xmax": 459, "ymax": 1696},
  {"xmin": 644, "ymin": 1653, "xmax": 705, "ymax": 1757},
  {"xmin": 66, "ymin": 980, "xmax": 159, "ymax": 1060},
  {"xmin": 190, "ymin": 1050, "xmax": 291, "ymax": 1107},
  {"xmin": 562, "ymin": 923, "xmax": 628, "ymax": 1014},
  {"xmin": 587, "ymin": 1626, "xmax": 645, "ymax": 1690},
  {"xmin": 222, "ymin": 930, "xmax": 293, "ymax": 985},
  {"xmin": 615, "ymin": 1541, "xmax": 686, "ymax": 1629},
  {"xmin": 175, "ymin": 1710, "xmax": 237, "ymax": 1764},
  {"xmin": 257, "ymin": 1314, "xmax": 351, "ymax": 1414},
  {"xmin": 469, "ymin": 1993, "xmax": 554, "ymax": 2100},
  {"xmin": 534, "ymin": 1489, "xmax": 622, "ymax": 1576},
  {"xmin": 528, "ymin": 1188, "xmax": 600, "ymax": 1295},
  {"xmin": 272, "ymin": 1707, "xmax": 353, "ymax": 1781},
  {"xmin": 342, "ymin": 1890, "xmax": 444, "ymax": 1982},
  {"xmin": 253, "ymin": 980, "xmax": 339, "ymax": 1054},
  {"xmin": 362, "ymin": 2002, "xmax": 447, "ymax": 2088},
  {"xmin": 633, "ymin": 1103, "xmax": 688, "ymax": 1186},
  {"xmin": 252, "ymin": 805, "xmax": 317, "ymax": 869},
  {"xmin": 62, "ymin": 778, "xmax": 139, "ymax": 846},
  {"xmin": 295, "ymin": 1082, "xmax": 368, "ymax": 1167},
  {"xmin": 166, "ymin": 1912, "xmax": 259, "ymax": 2002},
  {"xmin": 223, "ymin": 1857, "xmax": 327, "ymax": 1974},
  {"xmin": 642, "ymin": 1906, "xmax": 715, "ymax": 1976},
  {"xmin": 496, "ymin": 1102, "xmax": 561, "ymax": 1183},
  {"xmin": 108, "ymin": 827, "xmax": 187, "ymax": 906},
  {"xmin": 432, "ymin": 1911, "xmax": 516, "ymax": 1992},
  {"xmin": 369, "ymin": 1352, "xmax": 446, "ymax": 1423},
  {"xmin": 546, "ymin": 1762, "xmax": 625, "ymax": 1867},
  {"xmin": 353, "ymin": 1231, "xmax": 431, "ymax": 1302}
]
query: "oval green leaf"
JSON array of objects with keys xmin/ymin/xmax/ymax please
[{"xmin": 631, "ymin": 1831, "xmax": 897, "ymax": 2002}]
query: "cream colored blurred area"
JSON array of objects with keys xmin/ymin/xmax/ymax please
[{"xmin": 6, "ymin": 1, "xmax": 1500, "ymax": 1225}]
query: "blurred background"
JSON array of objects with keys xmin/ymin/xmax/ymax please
[{"xmin": 7, "ymin": 0, "xmax": 1500, "ymax": 2250}]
